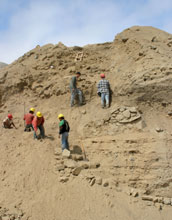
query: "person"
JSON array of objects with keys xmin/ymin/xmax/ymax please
[
  {"xmin": 58, "ymin": 114, "xmax": 70, "ymax": 151},
  {"xmin": 69, "ymin": 72, "xmax": 83, "ymax": 107},
  {"xmin": 3, "ymin": 114, "xmax": 17, "ymax": 129},
  {"xmin": 23, "ymin": 108, "xmax": 35, "ymax": 132},
  {"xmin": 97, "ymin": 73, "xmax": 110, "ymax": 108},
  {"xmin": 32, "ymin": 111, "xmax": 45, "ymax": 139}
]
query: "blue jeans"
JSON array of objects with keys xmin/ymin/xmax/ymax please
[
  {"xmin": 61, "ymin": 132, "xmax": 69, "ymax": 151},
  {"xmin": 70, "ymin": 88, "xmax": 83, "ymax": 106},
  {"xmin": 24, "ymin": 124, "xmax": 33, "ymax": 132},
  {"xmin": 101, "ymin": 93, "xmax": 109, "ymax": 107},
  {"xmin": 34, "ymin": 125, "xmax": 45, "ymax": 139}
]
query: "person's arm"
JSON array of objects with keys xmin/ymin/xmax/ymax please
[
  {"xmin": 58, "ymin": 126, "xmax": 62, "ymax": 138},
  {"xmin": 59, "ymin": 126, "xmax": 63, "ymax": 134},
  {"xmin": 3, "ymin": 120, "xmax": 6, "ymax": 128},
  {"xmin": 42, "ymin": 117, "xmax": 45, "ymax": 125},
  {"xmin": 32, "ymin": 118, "xmax": 38, "ymax": 133},
  {"xmin": 12, "ymin": 121, "xmax": 17, "ymax": 129},
  {"xmin": 97, "ymin": 81, "xmax": 101, "ymax": 89},
  {"xmin": 58, "ymin": 126, "xmax": 63, "ymax": 138},
  {"xmin": 33, "ymin": 124, "xmax": 38, "ymax": 138},
  {"xmin": 97, "ymin": 81, "xmax": 102, "ymax": 94}
]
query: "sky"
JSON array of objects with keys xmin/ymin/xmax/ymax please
[{"xmin": 0, "ymin": 0, "xmax": 172, "ymax": 63}]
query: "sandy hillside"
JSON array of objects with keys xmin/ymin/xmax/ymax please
[
  {"xmin": 0, "ymin": 26, "xmax": 172, "ymax": 220},
  {"xmin": 0, "ymin": 62, "xmax": 7, "ymax": 69}
]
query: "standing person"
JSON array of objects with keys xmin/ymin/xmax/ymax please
[
  {"xmin": 97, "ymin": 73, "xmax": 110, "ymax": 108},
  {"xmin": 58, "ymin": 114, "xmax": 70, "ymax": 151},
  {"xmin": 2, "ymin": 114, "xmax": 17, "ymax": 129},
  {"xmin": 23, "ymin": 108, "xmax": 35, "ymax": 132},
  {"xmin": 69, "ymin": 72, "xmax": 83, "ymax": 107},
  {"xmin": 32, "ymin": 111, "xmax": 45, "ymax": 139}
]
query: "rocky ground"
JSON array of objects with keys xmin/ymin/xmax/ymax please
[{"xmin": 0, "ymin": 26, "xmax": 172, "ymax": 220}]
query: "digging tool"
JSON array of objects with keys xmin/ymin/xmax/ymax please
[
  {"xmin": 80, "ymin": 138, "xmax": 88, "ymax": 161},
  {"xmin": 24, "ymin": 102, "xmax": 26, "ymax": 127}
]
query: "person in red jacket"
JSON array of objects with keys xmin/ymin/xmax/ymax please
[
  {"xmin": 23, "ymin": 107, "xmax": 35, "ymax": 132},
  {"xmin": 32, "ymin": 111, "xmax": 45, "ymax": 139}
]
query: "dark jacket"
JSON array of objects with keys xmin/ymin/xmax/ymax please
[
  {"xmin": 59, "ymin": 119, "xmax": 70, "ymax": 134},
  {"xmin": 69, "ymin": 76, "xmax": 77, "ymax": 90}
]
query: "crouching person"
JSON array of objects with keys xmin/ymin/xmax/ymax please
[
  {"xmin": 24, "ymin": 108, "xmax": 35, "ymax": 132},
  {"xmin": 3, "ymin": 114, "xmax": 17, "ymax": 129},
  {"xmin": 58, "ymin": 114, "xmax": 70, "ymax": 151},
  {"xmin": 32, "ymin": 111, "xmax": 45, "ymax": 139}
]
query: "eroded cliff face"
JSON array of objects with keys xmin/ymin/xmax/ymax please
[
  {"xmin": 0, "ymin": 26, "xmax": 172, "ymax": 220},
  {"xmin": 1, "ymin": 26, "xmax": 172, "ymax": 105}
]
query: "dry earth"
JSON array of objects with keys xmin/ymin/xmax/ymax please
[
  {"xmin": 0, "ymin": 62, "xmax": 7, "ymax": 69},
  {"xmin": 0, "ymin": 26, "xmax": 172, "ymax": 220}
]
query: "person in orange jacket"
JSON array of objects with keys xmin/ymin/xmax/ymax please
[
  {"xmin": 3, "ymin": 114, "xmax": 17, "ymax": 129},
  {"xmin": 32, "ymin": 111, "xmax": 45, "ymax": 139},
  {"xmin": 23, "ymin": 107, "xmax": 35, "ymax": 132}
]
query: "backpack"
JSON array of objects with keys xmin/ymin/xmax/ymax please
[{"xmin": 65, "ymin": 120, "xmax": 70, "ymax": 132}]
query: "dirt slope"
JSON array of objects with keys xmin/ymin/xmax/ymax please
[
  {"xmin": 0, "ymin": 62, "xmax": 7, "ymax": 69},
  {"xmin": 0, "ymin": 26, "xmax": 172, "ymax": 220}
]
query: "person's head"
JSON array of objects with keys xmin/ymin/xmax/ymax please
[
  {"xmin": 8, "ymin": 114, "xmax": 13, "ymax": 120},
  {"xmin": 36, "ymin": 111, "xmax": 43, "ymax": 118},
  {"xmin": 100, "ymin": 73, "xmax": 105, "ymax": 79},
  {"xmin": 58, "ymin": 114, "xmax": 64, "ymax": 121},
  {"xmin": 76, "ymin": 72, "xmax": 81, "ymax": 78},
  {"xmin": 29, "ymin": 107, "xmax": 35, "ymax": 114}
]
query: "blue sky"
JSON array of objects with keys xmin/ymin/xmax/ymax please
[{"xmin": 0, "ymin": 0, "xmax": 172, "ymax": 63}]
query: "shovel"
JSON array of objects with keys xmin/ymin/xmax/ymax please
[{"xmin": 80, "ymin": 139, "xmax": 88, "ymax": 161}]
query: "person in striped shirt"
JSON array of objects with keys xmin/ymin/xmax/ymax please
[{"xmin": 97, "ymin": 73, "xmax": 110, "ymax": 108}]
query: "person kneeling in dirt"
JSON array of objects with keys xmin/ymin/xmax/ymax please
[
  {"xmin": 32, "ymin": 111, "xmax": 45, "ymax": 139},
  {"xmin": 23, "ymin": 107, "xmax": 35, "ymax": 132},
  {"xmin": 3, "ymin": 114, "xmax": 17, "ymax": 129},
  {"xmin": 58, "ymin": 114, "xmax": 70, "ymax": 151},
  {"xmin": 69, "ymin": 72, "xmax": 83, "ymax": 107},
  {"xmin": 97, "ymin": 73, "xmax": 110, "ymax": 108}
]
